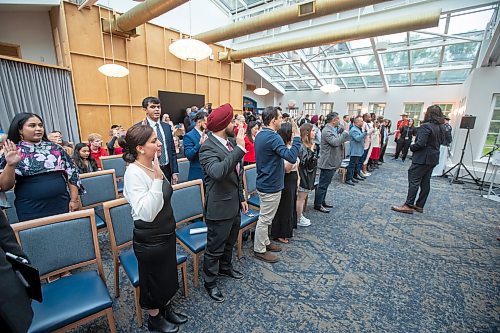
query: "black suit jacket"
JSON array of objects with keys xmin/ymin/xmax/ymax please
[
  {"xmin": 0, "ymin": 212, "xmax": 33, "ymax": 332},
  {"xmin": 199, "ymin": 133, "xmax": 245, "ymax": 221},
  {"xmin": 410, "ymin": 122, "xmax": 444, "ymax": 166},
  {"xmin": 136, "ymin": 120, "xmax": 178, "ymax": 174}
]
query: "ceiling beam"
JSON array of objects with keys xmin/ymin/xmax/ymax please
[
  {"xmin": 244, "ymin": 60, "xmax": 286, "ymax": 94},
  {"xmin": 295, "ymin": 50, "xmax": 326, "ymax": 87},
  {"xmin": 253, "ymin": 38, "xmax": 477, "ymax": 69},
  {"xmin": 78, "ymin": 0, "xmax": 98, "ymax": 10},
  {"xmin": 480, "ymin": 19, "xmax": 500, "ymax": 66},
  {"xmin": 270, "ymin": 64, "xmax": 472, "ymax": 81},
  {"xmin": 370, "ymin": 38, "xmax": 388, "ymax": 91}
]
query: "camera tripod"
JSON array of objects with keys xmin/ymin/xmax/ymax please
[{"xmin": 442, "ymin": 128, "xmax": 480, "ymax": 185}]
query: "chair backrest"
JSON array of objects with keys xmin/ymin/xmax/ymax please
[
  {"xmin": 243, "ymin": 164, "xmax": 257, "ymax": 196},
  {"xmin": 101, "ymin": 155, "xmax": 126, "ymax": 178},
  {"xmin": 103, "ymin": 198, "xmax": 133, "ymax": 253},
  {"xmin": 4, "ymin": 190, "xmax": 19, "ymax": 224},
  {"xmin": 79, "ymin": 170, "xmax": 118, "ymax": 208},
  {"xmin": 171, "ymin": 179, "xmax": 204, "ymax": 224},
  {"xmin": 177, "ymin": 158, "xmax": 190, "ymax": 183},
  {"xmin": 12, "ymin": 209, "xmax": 104, "ymax": 281}
]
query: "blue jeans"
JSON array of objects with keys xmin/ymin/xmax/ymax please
[
  {"xmin": 347, "ymin": 156, "xmax": 361, "ymax": 181},
  {"xmin": 314, "ymin": 168, "xmax": 335, "ymax": 208},
  {"xmin": 356, "ymin": 149, "xmax": 369, "ymax": 173}
]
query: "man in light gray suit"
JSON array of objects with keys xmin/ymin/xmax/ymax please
[{"xmin": 314, "ymin": 112, "xmax": 350, "ymax": 213}]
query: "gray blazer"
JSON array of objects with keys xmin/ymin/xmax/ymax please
[
  {"xmin": 318, "ymin": 124, "xmax": 350, "ymax": 170},
  {"xmin": 199, "ymin": 133, "xmax": 245, "ymax": 221}
]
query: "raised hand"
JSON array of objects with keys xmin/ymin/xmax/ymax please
[
  {"xmin": 199, "ymin": 130, "xmax": 207, "ymax": 145},
  {"xmin": 153, "ymin": 153, "xmax": 164, "ymax": 180},
  {"xmin": 3, "ymin": 140, "xmax": 21, "ymax": 166},
  {"xmin": 292, "ymin": 120, "xmax": 300, "ymax": 137},
  {"xmin": 236, "ymin": 124, "xmax": 245, "ymax": 147}
]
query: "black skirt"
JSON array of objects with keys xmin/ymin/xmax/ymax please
[
  {"xmin": 133, "ymin": 180, "xmax": 179, "ymax": 309},
  {"xmin": 271, "ymin": 171, "xmax": 298, "ymax": 239},
  {"xmin": 14, "ymin": 171, "xmax": 70, "ymax": 222}
]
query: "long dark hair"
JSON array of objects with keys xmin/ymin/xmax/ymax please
[
  {"xmin": 245, "ymin": 121, "xmax": 260, "ymax": 143},
  {"xmin": 72, "ymin": 143, "xmax": 98, "ymax": 172},
  {"xmin": 423, "ymin": 105, "xmax": 444, "ymax": 125},
  {"xmin": 8, "ymin": 113, "xmax": 48, "ymax": 143},
  {"xmin": 120, "ymin": 125, "xmax": 154, "ymax": 163},
  {"xmin": 278, "ymin": 122, "xmax": 292, "ymax": 145}
]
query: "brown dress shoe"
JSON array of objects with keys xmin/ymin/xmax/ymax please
[
  {"xmin": 254, "ymin": 251, "xmax": 279, "ymax": 263},
  {"xmin": 391, "ymin": 204, "xmax": 414, "ymax": 214},
  {"xmin": 266, "ymin": 243, "xmax": 282, "ymax": 252},
  {"xmin": 407, "ymin": 204, "xmax": 423, "ymax": 213}
]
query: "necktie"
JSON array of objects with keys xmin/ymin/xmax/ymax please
[
  {"xmin": 226, "ymin": 141, "xmax": 240, "ymax": 174},
  {"xmin": 155, "ymin": 123, "xmax": 167, "ymax": 165}
]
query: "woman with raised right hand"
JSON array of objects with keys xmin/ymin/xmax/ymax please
[{"xmin": 122, "ymin": 125, "xmax": 187, "ymax": 333}]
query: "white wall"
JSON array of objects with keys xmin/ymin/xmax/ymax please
[
  {"xmin": 449, "ymin": 67, "xmax": 500, "ymax": 171},
  {"xmin": 0, "ymin": 11, "xmax": 57, "ymax": 64}
]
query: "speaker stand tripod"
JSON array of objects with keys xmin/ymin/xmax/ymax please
[{"xmin": 442, "ymin": 128, "xmax": 480, "ymax": 185}]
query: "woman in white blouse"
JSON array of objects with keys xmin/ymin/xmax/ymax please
[{"xmin": 122, "ymin": 125, "xmax": 187, "ymax": 333}]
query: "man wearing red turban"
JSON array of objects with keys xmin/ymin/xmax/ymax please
[{"xmin": 199, "ymin": 103, "xmax": 248, "ymax": 303}]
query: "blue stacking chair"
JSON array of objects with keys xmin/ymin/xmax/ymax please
[
  {"xmin": 237, "ymin": 209, "xmax": 259, "ymax": 259},
  {"xmin": 4, "ymin": 190, "xmax": 19, "ymax": 224},
  {"xmin": 79, "ymin": 169, "xmax": 118, "ymax": 230},
  {"xmin": 100, "ymin": 155, "xmax": 126, "ymax": 193},
  {"xmin": 171, "ymin": 179, "xmax": 205, "ymax": 287},
  {"xmin": 12, "ymin": 209, "xmax": 116, "ymax": 333},
  {"xmin": 177, "ymin": 157, "xmax": 190, "ymax": 183},
  {"xmin": 243, "ymin": 164, "xmax": 260, "ymax": 209},
  {"xmin": 103, "ymin": 198, "xmax": 188, "ymax": 327}
]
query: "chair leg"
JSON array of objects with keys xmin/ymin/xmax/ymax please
[
  {"xmin": 114, "ymin": 260, "xmax": 120, "ymax": 298},
  {"xmin": 181, "ymin": 262, "xmax": 189, "ymax": 297},
  {"xmin": 106, "ymin": 308, "xmax": 117, "ymax": 333},
  {"xmin": 237, "ymin": 230, "xmax": 243, "ymax": 259},
  {"xmin": 134, "ymin": 287, "xmax": 143, "ymax": 327},
  {"xmin": 193, "ymin": 254, "xmax": 199, "ymax": 288}
]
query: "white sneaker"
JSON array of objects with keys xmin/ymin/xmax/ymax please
[
  {"xmin": 360, "ymin": 171, "xmax": 371, "ymax": 177},
  {"xmin": 298, "ymin": 216, "xmax": 311, "ymax": 227}
]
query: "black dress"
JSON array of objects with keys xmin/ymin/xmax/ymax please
[
  {"xmin": 271, "ymin": 171, "xmax": 298, "ymax": 239},
  {"xmin": 133, "ymin": 179, "xmax": 179, "ymax": 309}
]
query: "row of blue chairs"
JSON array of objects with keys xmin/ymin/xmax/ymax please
[{"xmin": 6, "ymin": 164, "xmax": 262, "ymax": 332}]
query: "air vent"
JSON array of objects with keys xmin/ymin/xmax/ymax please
[
  {"xmin": 298, "ymin": 1, "xmax": 315, "ymax": 17},
  {"xmin": 0, "ymin": 42, "xmax": 21, "ymax": 58}
]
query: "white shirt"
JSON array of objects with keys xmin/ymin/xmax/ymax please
[
  {"xmin": 146, "ymin": 117, "xmax": 169, "ymax": 165},
  {"xmin": 123, "ymin": 163, "xmax": 164, "ymax": 222},
  {"xmin": 212, "ymin": 133, "xmax": 246, "ymax": 153}
]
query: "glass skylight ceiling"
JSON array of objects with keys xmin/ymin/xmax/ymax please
[{"xmin": 235, "ymin": 2, "xmax": 499, "ymax": 91}]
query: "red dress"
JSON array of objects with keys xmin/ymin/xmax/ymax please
[{"xmin": 243, "ymin": 135, "xmax": 256, "ymax": 164}]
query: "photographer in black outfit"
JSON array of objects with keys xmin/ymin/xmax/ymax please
[{"xmin": 391, "ymin": 105, "xmax": 445, "ymax": 214}]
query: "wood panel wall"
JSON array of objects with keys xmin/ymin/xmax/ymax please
[{"xmin": 61, "ymin": 2, "xmax": 243, "ymax": 141}]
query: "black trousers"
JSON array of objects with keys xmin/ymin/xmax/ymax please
[
  {"xmin": 314, "ymin": 168, "xmax": 335, "ymax": 208},
  {"xmin": 380, "ymin": 143, "xmax": 388, "ymax": 162},
  {"xmin": 405, "ymin": 163, "xmax": 434, "ymax": 208},
  {"xmin": 346, "ymin": 156, "xmax": 361, "ymax": 181},
  {"xmin": 394, "ymin": 141, "xmax": 411, "ymax": 160},
  {"xmin": 203, "ymin": 215, "xmax": 240, "ymax": 287},
  {"xmin": 160, "ymin": 164, "xmax": 172, "ymax": 182}
]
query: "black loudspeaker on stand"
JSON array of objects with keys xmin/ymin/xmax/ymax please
[{"xmin": 442, "ymin": 115, "xmax": 480, "ymax": 185}]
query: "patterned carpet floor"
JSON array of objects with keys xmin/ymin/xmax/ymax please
[{"xmin": 74, "ymin": 159, "xmax": 500, "ymax": 333}]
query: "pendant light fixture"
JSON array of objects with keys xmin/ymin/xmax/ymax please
[
  {"xmin": 169, "ymin": 0, "xmax": 212, "ymax": 61},
  {"xmin": 99, "ymin": 5, "xmax": 129, "ymax": 77},
  {"xmin": 254, "ymin": 77, "xmax": 269, "ymax": 96},
  {"xmin": 320, "ymin": 81, "xmax": 340, "ymax": 93}
]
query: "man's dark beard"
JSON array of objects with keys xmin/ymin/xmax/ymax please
[{"xmin": 225, "ymin": 126, "xmax": 235, "ymax": 138}]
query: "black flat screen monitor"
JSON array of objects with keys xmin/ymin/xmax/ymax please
[{"xmin": 158, "ymin": 91, "xmax": 205, "ymax": 126}]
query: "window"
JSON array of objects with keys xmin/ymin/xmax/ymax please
[
  {"xmin": 320, "ymin": 103, "xmax": 334, "ymax": 115},
  {"xmin": 369, "ymin": 103, "xmax": 386, "ymax": 116},
  {"xmin": 482, "ymin": 95, "xmax": 500, "ymax": 155},
  {"xmin": 347, "ymin": 102, "xmax": 363, "ymax": 117},
  {"xmin": 287, "ymin": 107, "xmax": 299, "ymax": 118},
  {"xmin": 433, "ymin": 103, "xmax": 454, "ymax": 118},
  {"xmin": 303, "ymin": 102, "xmax": 316, "ymax": 114},
  {"xmin": 403, "ymin": 103, "xmax": 424, "ymax": 126}
]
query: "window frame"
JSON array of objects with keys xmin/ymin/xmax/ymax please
[
  {"xmin": 403, "ymin": 102, "xmax": 424, "ymax": 126},
  {"xmin": 320, "ymin": 102, "xmax": 334, "ymax": 115},
  {"xmin": 347, "ymin": 102, "xmax": 363, "ymax": 117},
  {"xmin": 369, "ymin": 102, "xmax": 387, "ymax": 117},
  {"xmin": 481, "ymin": 94, "xmax": 500, "ymax": 158},
  {"xmin": 303, "ymin": 102, "xmax": 316, "ymax": 115}
]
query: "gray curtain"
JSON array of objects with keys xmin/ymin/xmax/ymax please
[{"xmin": 0, "ymin": 58, "xmax": 80, "ymax": 142}]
